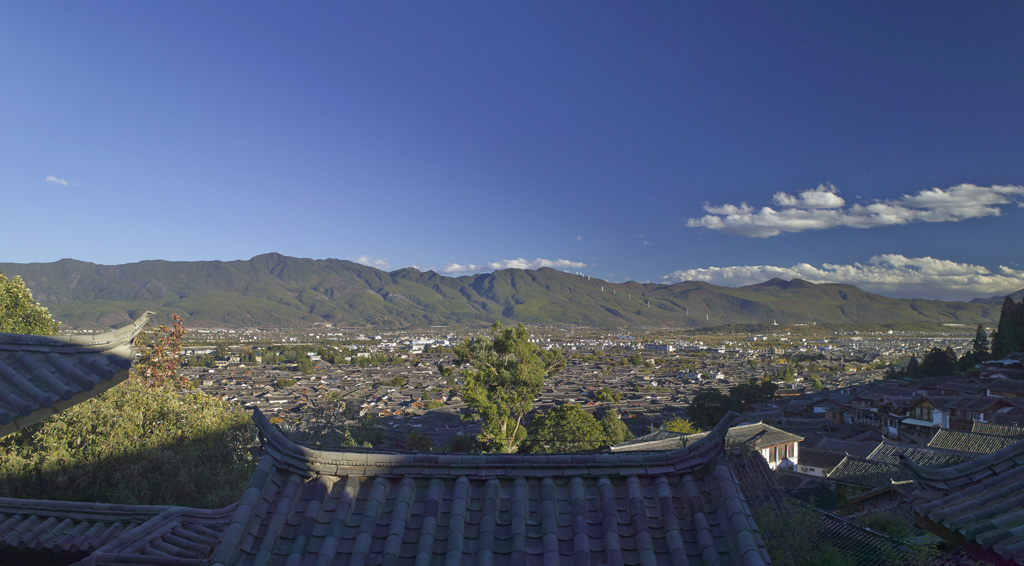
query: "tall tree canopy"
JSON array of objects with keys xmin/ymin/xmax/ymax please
[
  {"xmin": 991, "ymin": 297, "xmax": 1024, "ymax": 359},
  {"xmin": 0, "ymin": 272, "xmax": 60, "ymax": 335},
  {"xmin": 521, "ymin": 404, "xmax": 609, "ymax": 453},
  {"xmin": 687, "ymin": 389, "xmax": 738, "ymax": 430},
  {"xmin": 454, "ymin": 322, "xmax": 563, "ymax": 453}
]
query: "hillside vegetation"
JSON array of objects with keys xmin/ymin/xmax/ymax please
[{"xmin": 1, "ymin": 253, "xmax": 1004, "ymax": 329}]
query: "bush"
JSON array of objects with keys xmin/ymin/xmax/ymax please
[{"xmin": 0, "ymin": 380, "xmax": 256, "ymax": 508}]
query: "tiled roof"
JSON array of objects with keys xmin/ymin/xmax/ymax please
[
  {"xmin": 207, "ymin": 409, "xmax": 774, "ymax": 566},
  {"xmin": 986, "ymin": 377, "xmax": 1024, "ymax": 396},
  {"xmin": 616, "ymin": 422, "xmax": 803, "ymax": 454},
  {"xmin": 607, "ymin": 429, "xmax": 689, "ymax": 451},
  {"xmin": 866, "ymin": 440, "xmax": 976, "ymax": 469},
  {"xmin": 813, "ymin": 438, "xmax": 879, "ymax": 458},
  {"xmin": 906, "ymin": 436, "xmax": 1024, "ymax": 564},
  {"xmin": 826, "ymin": 456, "xmax": 916, "ymax": 489},
  {"xmin": 797, "ymin": 447, "xmax": 844, "ymax": 469},
  {"xmin": 972, "ymin": 421, "xmax": 1024, "ymax": 437},
  {"xmin": 945, "ymin": 395, "xmax": 1008, "ymax": 412},
  {"xmin": 927, "ymin": 429, "xmax": 1022, "ymax": 454},
  {"xmin": 0, "ymin": 312, "xmax": 150, "ymax": 437},
  {"xmin": 0, "ymin": 496, "xmax": 232, "ymax": 563}
]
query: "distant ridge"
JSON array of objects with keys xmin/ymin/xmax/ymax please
[{"xmin": 0, "ymin": 253, "xmax": 1004, "ymax": 329}]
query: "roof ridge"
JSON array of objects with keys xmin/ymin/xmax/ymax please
[
  {"xmin": 251, "ymin": 408, "xmax": 741, "ymax": 476},
  {"xmin": 0, "ymin": 311, "xmax": 152, "ymax": 351}
]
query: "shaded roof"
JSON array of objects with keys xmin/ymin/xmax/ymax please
[
  {"xmin": 0, "ymin": 312, "xmax": 151, "ymax": 437},
  {"xmin": 814, "ymin": 437, "xmax": 879, "ymax": 458},
  {"xmin": 797, "ymin": 447, "xmax": 845, "ymax": 469},
  {"xmin": 945, "ymin": 394, "xmax": 1010, "ymax": 412},
  {"xmin": 0, "ymin": 496, "xmax": 232, "ymax": 564},
  {"xmin": 207, "ymin": 409, "xmax": 774, "ymax": 566},
  {"xmin": 826, "ymin": 456, "xmax": 916, "ymax": 489},
  {"xmin": 866, "ymin": 439, "xmax": 977, "ymax": 469},
  {"xmin": 986, "ymin": 377, "xmax": 1024, "ymax": 396},
  {"xmin": 906, "ymin": 436, "xmax": 1024, "ymax": 564}
]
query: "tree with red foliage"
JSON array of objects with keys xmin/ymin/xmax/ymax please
[{"xmin": 132, "ymin": 313, "xmax": 188, "ymax": 387}]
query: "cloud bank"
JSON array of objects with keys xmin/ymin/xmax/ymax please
[
  {"xmin": 352, "ymin": 255, "xmax": 390, "ymax": 269},
  {"xmin": 686, "ymin": 183, "xmax": 1024, "ymax": 237},
  {"xmin": 661, "ymin": 254, "xmax": 1024, "ymax": 300},
  {"xmin": 443, "ymin": 258, "xmax": 587, "ymax": 275},
  {"xmin": 45, "ymin": 175, "xmax": 69, "ymax": 187}
]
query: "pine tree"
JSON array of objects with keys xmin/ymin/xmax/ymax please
[
  {"xmin": 991, "ymin": 297, "xmax": 1024, "ymax": 359},
  {"xmin": 972, "ymin": 324, "xmax": 990, "ymax": 358}
]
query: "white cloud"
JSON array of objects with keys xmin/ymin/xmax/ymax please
[
  {"xmin": 352, "ymin": 255, "xmax": 389, "ymax": 269},
  {"xmin": 661, "ymin": 255, "xmax": 1024, "ymax": 300},
  {"xmin": 442, "ymin": 257, "xmax": 587, "ymax": 275},
  {"xmin": 45, "ymin": 175, "xmax": 69, "ymax": 187},
  {"xmin": 686, "ymin": 183, "xmax": 1024, "ymax": 237}
]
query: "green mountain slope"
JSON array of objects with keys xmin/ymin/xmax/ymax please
[{"xmin": 0, "ymin": 254, "xmax": 1004, "ymax": 329}]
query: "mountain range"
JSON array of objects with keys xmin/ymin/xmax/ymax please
[{"xmin": 0, "ymin": 253, "xmax": 1009, "ymax": 329}]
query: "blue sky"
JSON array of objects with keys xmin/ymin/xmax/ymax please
[{"xmin": 3, "ymin": 2, "xmax": 1023, "ymax": 301}]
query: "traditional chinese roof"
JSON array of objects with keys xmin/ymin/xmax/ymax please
[
  {"xmin": 207, "ymin": 409, "xmax": 774, "ymax": 566},
  {"xmin": 928, "ymin": 428, "xmax": 1022, "ymax": 454},
  {"xmin": 905, "ymin": 436, "xmax": 1024, "ymax": 564},
  {"xmin": 826, "ymin": 456, "xmax": 916, "ymax": 489},
  {"xmin": 986, "ymin": 377, "xmax": 1024, "ymax": 397},
  {"xmin": 945, "ymin": 394, "xmax": 1010, "ymax": 412},
  {"xmin": 813, "ymin": 437, "xmax": 879, "ymax": 458},
  {"xmin": 972, "ymin": 421, "xmax": 1024, "ymax": 437},
  {"xmin": 0, "ymin": 496, "xmax": 232, "ymax": 564},
  {"xmin": 797, "ymin": 447, "xmax": 845, "ymax": 470},
  {"xmin": 615, "ymin": 422, "xmax": 802, "ymax": 455},
  {"xmin": 0, "ymin": 312, "xmax": 151, "ymax": 437},
  {"xmin": 866, "ymin": 439, "xmax": 977, "ymax": 469}
]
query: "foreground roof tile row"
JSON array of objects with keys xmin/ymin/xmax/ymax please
[
  {"xmin": 206, "ymin": 409, "xmax": 773, "ymax": 566},
  {"xmin": 907, "ymin": 434, "xmax": 1024, "ymax": 564}
]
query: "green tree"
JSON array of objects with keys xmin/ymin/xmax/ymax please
[
  {"xmin": 446, "ymin": 435, "xmax": 479, "ymax": 452},
  {"xmin": 905, "ymin": 356, "xmax": 921, "ymax": 379},
  {"xmin": 455, "ymin": 322, "xmax": 563, "ymax": 453},
  {"xmin": 600, "ymin": 410, "xmax": 633, "ymax": 445},
  {"xmin": 0, "ymin": 272, "xmax": 60, "ymax": 335},
  {"xmin": 730, "ymin": 378, "xmax": 778, "ymax": 408},
  {"xmin": 522, "ymin": 404, "xmax": 608, "ymax": 453},
  {"xmin": 662, "ymin": 417, "xmax": 700, "ymax": 434},
  {"xmin": 296, "ymin": 356, "xmax": 314, "ymax": 374},
  {"xmin": 919, "ymin": 347, "xmax": 958, "ymax": 378},
  {"xmin": 991, "ymin": 297, "xmax": 1024, "ymax": 359},
  {"xmin": 687, "ymin": 389, "xmax": 739, "ymax": 430},
  {"xmin": 594, "ymin": 387, "xmax": 623, "ymax": 403},
  {"xmin": 973, "ymin": 324, "xmax": 990, "ymax": 357},
  {"xmin": 404, "ymin": 432, "xmax": 433, "ymax": 451},
  {"xmin": 353, "ymin": 413, "xmax": 387, "ymax": 447}
]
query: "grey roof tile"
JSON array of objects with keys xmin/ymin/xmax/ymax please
[
  {"xmin": 200, "ymin": 409, "xmax": 772, "ymax": 566},
  {"xmin": 0, "ymin": 312, "xmax": 150, "ymax": 437}
]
